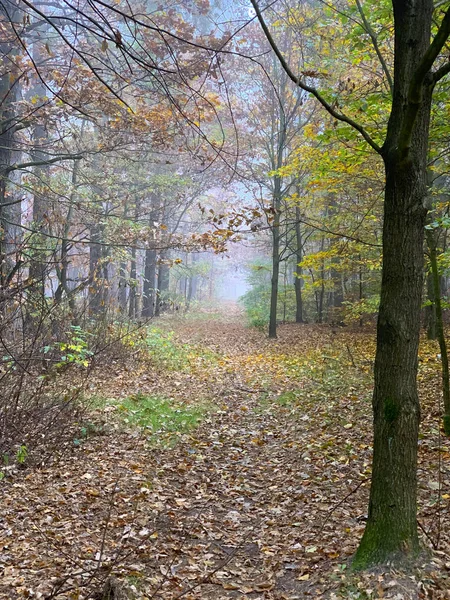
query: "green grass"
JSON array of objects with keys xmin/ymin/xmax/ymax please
[
  {"xmin": 118, "ymin": 393, "xmax": 208, "ymax": 440},
  {"xmin": 144, "ymin": 327, "xmax": 220, "ymax": 371}
]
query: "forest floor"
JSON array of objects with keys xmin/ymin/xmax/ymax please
[{"xmin": 2, "ymin": 305, "xmax": 450, "ymax": 600}]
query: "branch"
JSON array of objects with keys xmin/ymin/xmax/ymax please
[
  {"xmin": 249, "ymin": 0, "xmax": 382, "ymax": 154},
  {"xmin": 432, "ymin": 60, "xmax": 450, "ymax": 84},
  {"xmin": 355, "ymin": 0, "xmax": 393, "ymax": 94},
  {"xmin": 398, "ymin": 6, "xmax": 450, "ymax": 155},
  {"xmin": 3, "ymin": 154, "xmax": 83, "ymax": 175}
]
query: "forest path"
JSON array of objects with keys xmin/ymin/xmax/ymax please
[{"xmin": 1, "ymin": 314, "xmax": 449, "ymax": 599}]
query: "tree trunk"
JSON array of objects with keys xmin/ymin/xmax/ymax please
[
  {"xmin": 426, "ymin": 270, "xmax": 437, "ymax": 339},
  {"xmin": 88, "ymin": 223, "xmax": 104, "ymax": 316},
  {"xmin": 0, "ymin": 0, "xmax": 20, "ymax": 288},
  {"xmin": 155, "ymin": 251, "xmax": 170, "ymax": 316},
  {"xmin": 142, "ymin": 200, "xmax": 158, "ymax": 320},
  {"xmin": 317, "ymin": 237, "xmax": 325, "ymax": 324},
  {"xmin": 128, "ymin": 245, "xmax": 137, "ymax": 320},
  {"xmin": 142, "ymin": 247, "xmax": 157, "ymax": 319},
  {"xmin": 54, "ymin": 159, "xmax": 79, "ymax": 322},
  {"xmin": 359, "ymin": 261, "xmax": 364, "ymax": 328},
  {"xmin": 186, "ymin": 253, "xmax": 199, "ymax": 311},
  {"xmin": 353, "ymin": 0, "xmax": 437, "ymax": 567},
  {"xmin": 426, "ymin": 228, "xmax": 450, "ymax": 435},
  {"xmin": 294, "ymin": 207, "xmax": 304, "ymax": 323},
  {"xmin": 354, "ymin": 158, "xmax": 426, "ymax": 567},
  {"xmin": 269, "ymin": 210, "xmax": 280, "ymax": 337}
]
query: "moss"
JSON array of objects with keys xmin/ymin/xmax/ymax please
[
  {"xmin": 352, "ymin": 520, "xmax": 420, "ymax": 571},
  {"xmin": 384, "ymin": 397, "xmax": 400, "ymax": 423},
  {"xmin": 443, "ymin": 414, "xmax": 450, "ymax": 436}
]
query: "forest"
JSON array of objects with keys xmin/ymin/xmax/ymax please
[{"xmin": 1, "ymin": 0, "xmax": 450, "ymax": 598}]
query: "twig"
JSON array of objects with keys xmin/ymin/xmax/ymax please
[
  {"xmin": 417, "ymin": 519, "xmax": 439, "ymax": 550},
  {"xmin": 319, "ymin": 479, "xmax": 369, "ymax": 533}
]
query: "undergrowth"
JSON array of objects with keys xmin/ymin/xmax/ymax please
[
  {"xmin": 122, "ymin": 326, "xmax": 221, "ymax": 372},
  {"xmin": 117, "ymin": 392, "xmax": 209, "ymax": 444}
]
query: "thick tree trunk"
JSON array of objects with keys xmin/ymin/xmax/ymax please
[
  {"xmin": 353, "ymin": 0, "xmax": 436, "ymax": 567},
  {"xmin": 354, "ymin": 158, "xmax": 426, "ymax": 567}
]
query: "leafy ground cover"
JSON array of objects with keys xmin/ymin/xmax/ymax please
[{"xmin": 1, "ymin": 308, "xmax": 450, "ymax": 599}]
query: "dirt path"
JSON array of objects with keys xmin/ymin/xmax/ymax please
[{"xmin": 1, "ymin": 316, "xmax": 449, "ymax": 599}]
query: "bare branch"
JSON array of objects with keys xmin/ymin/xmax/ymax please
[
  {"xmin": 355, "ymin": 0, "xmax": 393, "ymax": 94},
  {"xmin": 4, "ymin": 153, "xmax": 83, "ymax": 174}
]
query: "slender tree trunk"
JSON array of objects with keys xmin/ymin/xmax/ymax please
[
  {"xmin": 54, "ymin": 159, "xmax": 79, "ymax": 322},
  {"xmin": 88, "ymin": 223, "xmax": 104, "ymax": 316},
  {"xmin": 28, "ymin": 27, "xmax": 51, "ymax": 303},
  {"xmin": 317, "ymin": 237, "xmax": 325, "ymax": 324},
  {"xmin": 142, "ymin": 200, "xmax": 158, "ymax": 319},
  {"xmin": 426, "ymin": 228, "xmax": 450, "ymax": 434},
  {"xmin": 269, "ymin": 209, "xmax": 280, "ymax": 337},
  {"xmin": 359, "ymin": 260, "xmax": 364, "ymax": 328},
  {"xmin": 128, "ymin": 245, "xmax": 137, "ymax": 319},
  {"xmin": 294, "ymin": 207, "xmax": 304, "ymax": 323},
  {"xmin": 0, "ymin": 0, "xmax": 20, "ymax": 288},
  {"xmin": 155, "ymin": 251, "xmax": 170, "ymax": 316},
  {"xmin": 186, "ymin": 253, "xmax": 198, "ymax": 311},
  {"xmin": 142, "ymin": 246, "xmax": 157, "ymax": 319},
  {"xmin": 426, "ymin": 271, "xmax": 437, "ymax": 339}
]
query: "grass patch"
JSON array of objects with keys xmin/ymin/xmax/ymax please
[
  {"xmin": 117, "ymin": 393, "xmax": 208, "ymax": 443},
  {"xmin": 122, "ymin": 327, "xmax": 222, "ymax": 372}
]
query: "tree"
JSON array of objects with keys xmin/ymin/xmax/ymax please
[{"xmin": 251, "ymin": 0, "xmax": 450, "ymax": 567}]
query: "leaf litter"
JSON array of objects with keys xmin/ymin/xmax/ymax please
[{"xmin": 1, "ymin": 311, "xmax": 450, "ymax": 599}]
